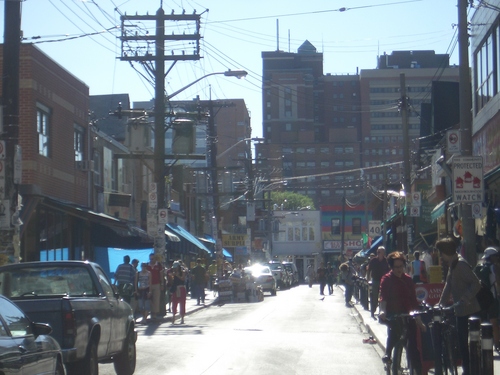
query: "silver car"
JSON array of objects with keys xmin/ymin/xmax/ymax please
[{"xmin": 245, "ymin": 265, "xmax": 277, "ymax": 296}]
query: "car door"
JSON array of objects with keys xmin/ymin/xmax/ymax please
[
  {"xmin": 95, "ymin": 266, "xmax": 123, "ymax": 354},
  {"xmin": 0, "ymin": 297, "xmax": 53, "ymax": 375},
  {"xmin": 0, "ymin": 317, "xmax": 22, "ymax": 374}
]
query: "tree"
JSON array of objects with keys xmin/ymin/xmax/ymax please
[{"xmin": 270, "ymin": 192, "xmax": 315, "ymax": 211}]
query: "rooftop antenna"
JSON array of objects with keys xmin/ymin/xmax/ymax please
[{"xmin": 276, "ymin": 19, "xmax": 279, "ymax": 51}]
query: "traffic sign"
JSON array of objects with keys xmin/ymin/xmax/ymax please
[
  {"xmin": 148, "ymin": 191, "xmax": 157, "ymax": 210},
  {"xmin": 471, "ymin": 203, "xmax": 482, "ymax": 218},
  {"xmin": 447, "ymin": 130, "xmax": 460, "ymax": 154},
  {"xmin": 158, "ymin": 208, "xmax": 168, "ymax": 225},
  {"xmin": 410, "ymin": 192, "xmax": 421, "ymax": 206},
  {"xmin": 368, "ymin": 220, "xmax": 381, "ymax": 238},
  {"xmin": 452, "ymin": 156, "xmax": 483, "ymax": 203},
  {"xmin": 409, "ymin": 206, "xmax": 420, "ymax": 217},
  {"xmin": 0, "ymin": 141, "xmax": 5, "ymax": 159}
]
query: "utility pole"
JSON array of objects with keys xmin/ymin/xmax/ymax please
[
  {"xmin": 457, "ymin": 0, "xmax": 476, "ymax": 266},
  {"xmin": 119, "ymin": 7, "xmax": 201, "ymax": 255},
  {"xmin": 400, "ymin": 73, "xmax": 412, "ymax": 254},
  {"xmin": 1, "ymin": 0, "xmax": 21, "ymax": 262},
  {"xmin": 341, "ymin": 191, "xmax": 346, "ymax": 260}
]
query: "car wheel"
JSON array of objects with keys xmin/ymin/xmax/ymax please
[
  {"xmin": 113, "ymin": 329, "xmax": 136, "ymax": 375},
  {"xmin": 55, "ymin": 359, "xmax": 65, "ymax": 375},
  {"xmin": 83, "ymin": 339, "xmax": 99, "ymax": 375}
]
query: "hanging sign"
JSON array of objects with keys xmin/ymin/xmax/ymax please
[{"xmin": 452, "ymin": 156, "xmax": 483, "ymax": 203}]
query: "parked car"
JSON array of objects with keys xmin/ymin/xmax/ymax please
[
  {"xmin": 0, "ymin": 261, "xmax": 136, "ymax": 375},
  {"xmin": 267, "ymin": 261, "xmax": 290, "ymax": 289},
  {"xmin": 245, "ymin": 265, "xmax": 277, "ymax": 296},
  {"xmin": 0, "ymin": 294, "xmax": 65, "ymax": 375},
  {"xmin": 282, "ymin": 262, "xmax": 299, "ymax": 286}
]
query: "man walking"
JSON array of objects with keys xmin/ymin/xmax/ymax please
[
  {"xmin": 191, "ymin": 258, "xmax": 207, "ymax": 305},
  {"xmin": 114, "ymin": 255, "xmax": 136, "ymax": 304},
  {"xmin": 366, "ymin": 246, "xmax": 390, "ymax": 318}
]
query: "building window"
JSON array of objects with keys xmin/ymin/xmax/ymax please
[
  {"xmin": 334, "ymin": 147, "xmax": 343, "ymax": 154},
  {"xmin": 37, "ymin": 103, "xmax": 50, "ymax": 157},
  {"xmin": 306, "ymin": 147, "xmax": 315, "ymax": 154},
  {"xmin": 285, "ymin": 123, "xmax": 292, "ymax": 131},
  {"xmin": 352, "ymin": 218, "xmax": 362, "ymax": 234},
  {"xmin": 331, "ymin": 218, "xmax": 340, "ymax": 234},
  {"xmin": 320, "ymin": 147, "xmax": 329, "ymax": 154},
  {"xmin": 321, "ymin": 161, "xmax": 330, "ymax": 168},
  {"xmin": 74, "ymin": 125, "xmax": 84, "ymax": 161}
]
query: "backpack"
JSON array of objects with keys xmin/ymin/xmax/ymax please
[{"xmin": 474, "ymin": 263, "xmax": 495, "ymax": 312}]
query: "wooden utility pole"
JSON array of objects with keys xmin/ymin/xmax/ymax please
[
  {"xmin": 1, "ymin": 0, "xmax": 21, "ymax": 262},
  {"xmin": 457, "ymin": 0, "xmax": 476, "ymax": 266},
  {"xmin": 400, "ymin": 74, "xmax": 412, "ymax": 254},
  {"xmin": 119, "ymin": 7, "xmax": 201, "ymax": 254}
]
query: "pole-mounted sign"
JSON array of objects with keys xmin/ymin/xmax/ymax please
[{"xmin": 452, "ymin": 156, "xmax": 483, "ymax": 203}]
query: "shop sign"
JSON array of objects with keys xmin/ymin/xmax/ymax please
[{"xmin": 222, "ymin": 234, "xmax": 247, "ymax": 247}]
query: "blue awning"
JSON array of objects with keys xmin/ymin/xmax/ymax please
[
  {"xmin": 166, "ymin": 224, "xmax": 212, "ymax": 254},
  {"xmin": 202, "ymin": 234, "xmax": 233, "ymax": 262}
]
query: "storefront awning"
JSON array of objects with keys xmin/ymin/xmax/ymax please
[
  {"xmin": 166, "ymin": 224, "xmax": 212, "ymax": 254},
  {"xmin": 431, "ymin": 197, "xmax": 451, "ymax": 222},
  {"xmin": 202, "ymin": 234, "xmax": 233, "ymax": 262},
  {"xmin": 165, "ymin": 229, "xmax": 181, "ymax": 242}
]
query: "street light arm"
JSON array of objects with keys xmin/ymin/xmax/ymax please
[
  {"xmin": 165, "ymin": 70, "xmax": 247, "ymax": 101},
  {"xmin": 216, "ymin": 137, "xmax": 264, "ymax": 160}
]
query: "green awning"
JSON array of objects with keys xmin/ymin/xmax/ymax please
[{"xmin": 431, "ymin": 198, "xmax": 450, "ymax": 222}]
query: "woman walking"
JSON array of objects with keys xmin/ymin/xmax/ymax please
[{"xmin": 170, "ymin": 261, "xmax": 187, "ymax": 324}]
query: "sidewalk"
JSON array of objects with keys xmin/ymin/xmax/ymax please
[
  {"xmin": 343, "ymin": 286, "xmax": 500, "ymax": 374},
  {"xmin": 134, "ymin": 289, "xmax": 218, "ymax": 324}
]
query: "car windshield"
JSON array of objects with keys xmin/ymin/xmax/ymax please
[
  {"xmin": 245, "ymin": 266, "xmax": 271, "ymax": 276},
  {"xmin": 268, "ymin": 263, "xmax": 283, "ymax": 271},
  {"xmin": 0, "ymin": 266, "xmax": 98, "ymax": 298}
]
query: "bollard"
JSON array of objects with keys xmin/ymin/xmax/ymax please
[
  {"xmin": 481, "ymin": 323, "xmax": 494, "ymax": 375},
  {"xmin": 469, "ymin": 317, "xmax": 481, "ymax": 375},
  {"xmin": 431, "ymin": 306, "xmax": 443, "ymax": 375},
  {"xmin": 362, "ymin": 279, "xmax": 369, "ymax": 310}
]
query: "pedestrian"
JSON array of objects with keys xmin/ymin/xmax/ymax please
[
  {"xmin": 316, "ymin": 262, "xmax": 327, "ymax": 295},
  {"xmin": 378, "ymin": 251, "xmax": 426, "ymax": 371},
  {"xmin": 366, "ymin": 246, "xmax": 390, "ymax": 318},
  {"xmin": 130, "ymin": 259, "xmax": 140, "ymax": 315},
  {"xmin": 474, "ymin": 247, "xmax": 500, "ymax": 352},
  {"xmin": 136, "ymin": 262, "xmax": 151, "ymax": 324},
  {"xmin": 409, "ymin": 251, "xmax": 427, "ymax": 283},
  {"xmin": 191, "ymin": 258, "xmax": 207, "ymax": 305},
  {"xmin": 437, "ymin": 237, "xmax": 481, "ymax": 375},
  {"xmin": 113, "ymin": 255, "xmax": 136, "ymax": 304},
  {"xmin": 340, "ymin": 260, "xmax": 356, "ymax": 307},
  {"xmin": 164, "ymin": 259, "xmax": 174, "ymax": 313},
  {"xmin": 208, "ymin": 260, "xmax": 218, "ymax": 289},
  {"xmin": 146, "ymin": 253, "xmax": 165, "ymax": 321},
  {"xmin": 170, "ymin": 261, "xmax": 187, "ymax": 324},
  {"xmin": 326, "ymin": 262, "xmax": 335, "ymax": 295},
  {"xmin": 305, "ymin": 263, "xmax": 315, "ymax": 287}
]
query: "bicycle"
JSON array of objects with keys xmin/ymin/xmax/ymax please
[
  {"xmin": 380, "ymin": 311, "xmax": 426, "ymax": 375},
  {"xmin": 429, "ymin": 304, "xmax": 460, "ymax": 375}
]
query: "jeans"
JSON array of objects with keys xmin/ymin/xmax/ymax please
[
  {"xmin": 370, "ymin": 279, "xmax": 381, "ymax": 315},
  {"xmin": 345, "ymin": 284, "xmax": 354, "ymax": 304}
]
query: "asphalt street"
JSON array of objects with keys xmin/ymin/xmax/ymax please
[{"xmin": 99, "ymin": 284, "xmax": 385, "ymax": 375}]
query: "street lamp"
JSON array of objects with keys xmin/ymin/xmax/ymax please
[
  {"xmin": 153, "ymin": 69, "xmax": 248, "ymax": 255},
  {"xmin": 217, "ymin": 137, "xmax": 263, "ymax": 160}
]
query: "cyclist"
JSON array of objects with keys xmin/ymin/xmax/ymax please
[
  {"xmin": 437, "ymin": 237, "xmax": 481, "ymax": 375},
  {"xmin": 379, "ymin": 251, "xmax": 426, "ymax": 373}
]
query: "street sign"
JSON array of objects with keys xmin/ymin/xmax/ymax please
[
  {"xmin": 410, "ymin": 192, "xmax": 421, "ymax": 206},
  {"xmin": 409, "ymin": 206, "xmax": 421, "ymax": 217},
  {"xmin": 368, "ymin": 220, "xmax": 381, "ymax": 238},
  {"xmin": 158, "ymin": 208, "xmax": 168, "ymax": 225},
  {"xmin": 148, "ymin": 191, "xmax": 157, "ymax": 210},
  {"xmin": 471, "ymin": 202, "xmax": 483, "ymax": 218},
  {"xmin": 452, "ymin": 156, "xmax": 483, "ymax": 203},
  {"xmin": 447, "ymin": 130, "xmax": 460, "ymax": 154},
  {"xmin": 0, "ymin": 141, "xmax": 6, "ymax": 159},
  {"xmin": 146, "ymin": 213, "xmax": 157, "ymax": 237}
]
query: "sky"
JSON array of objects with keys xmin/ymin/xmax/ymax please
[{"xmin": 1, "ymin": 0, "xmax": 463, "ymax": 139}]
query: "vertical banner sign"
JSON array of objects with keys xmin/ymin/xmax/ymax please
[
  {"xmin": 246, "ymin": 202, "xmax": 255, "ymax": 222},
  {"xmin": 452, "ymin": 156, "xmax": 484, "ymax": 203}
]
